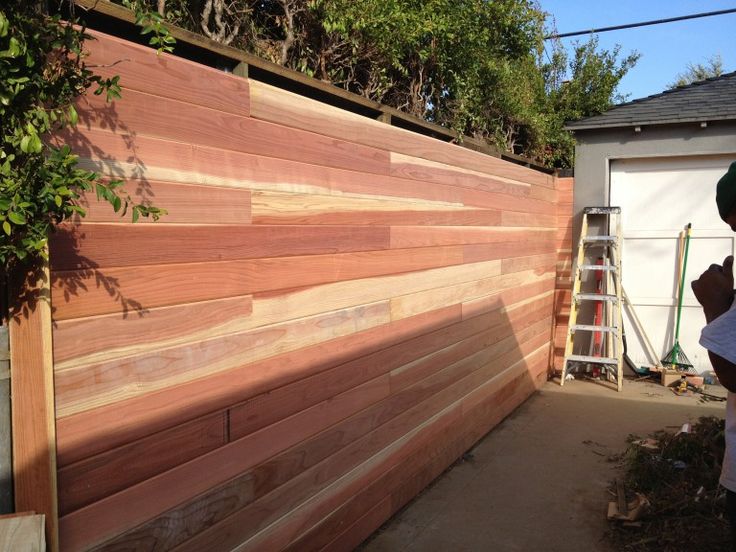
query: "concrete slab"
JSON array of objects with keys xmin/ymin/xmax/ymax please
[{"xmin": 360, "ymin": 378, "xmax": 727, "ymax": 552}]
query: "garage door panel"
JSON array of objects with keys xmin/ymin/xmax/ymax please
[
  {"xmin": 613, "ymin": 157, "xmax": 729, "ymax": 232},
  {"xmin": 611, "ymin": 155, "xmax": 735, "ymax": 374}
]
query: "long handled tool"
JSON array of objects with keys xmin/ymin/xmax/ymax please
[{"xmin": 661, "ymin": 223, "xmax": 694, "ymax": 371}]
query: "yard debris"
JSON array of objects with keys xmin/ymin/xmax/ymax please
[{"xmin": 606, "ymin": 416, "xmax": 729, "ymax": 551}]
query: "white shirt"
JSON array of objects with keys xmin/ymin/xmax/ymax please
[{"xmin": 700, "ymin": 299, "xmax": 736, "ymax": 492}]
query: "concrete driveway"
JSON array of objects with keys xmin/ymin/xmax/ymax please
[{"xmin": 360, "ymin": 378, "xmax": 727, "ymax": 552}]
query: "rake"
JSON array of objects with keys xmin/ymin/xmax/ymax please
[{"xmin": 662, "ymin": 223, "xmax": 695, "ymax": 372}]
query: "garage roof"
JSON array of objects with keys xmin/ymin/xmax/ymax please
[{"xmin": 565, "ymin": 71, "xmax": 736, "ymax": 131}]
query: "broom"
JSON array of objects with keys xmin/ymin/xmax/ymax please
[{"xmin": 662, "ymin": 223, "xmax": 695, "ymax": 372}]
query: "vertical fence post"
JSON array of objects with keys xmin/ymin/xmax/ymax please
[{"xmin": 8, "ymin": 256, "xmax": 58, "ymax": 551}]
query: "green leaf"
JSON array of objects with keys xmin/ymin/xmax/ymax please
[
  {"xmin": 20, "ymin": 135, "xmax": 31, "ymax": 153},
  {"xmin": 2, "ymin": 221, "xmax": 10, "ymax": 235},
  {"xmin": 68, "ymin": 105, "xmax": 78, "ymax": 126},
  {"xmin": 8, "ymin": 212, "xmax": 26, "ymax": 225},
  {"xmin": 54, "ymin": 195, "xmax": 62, "ymax": 207}
]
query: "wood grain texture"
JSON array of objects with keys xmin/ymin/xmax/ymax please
[
  {"xmin": 59, "ymin": 376, "xmax": 391, "ymax": 551},
  {"xmin": 78, "ymin": 89, "xmax": 390, "ymax": 176},
  {"xmin": 55, "ymin": 302, "xmax": 391, "ymax": 417},
  {"xmin": 85, "ymin": 30, "xmax": 250, "ymax": 116},
  {"xmin": 199, "ymin": 342, "xmax": 550, "ymax": 552},
  {"xmin": 77, "ymin": 180, "xmax": 252, "ymax": 224},
  {"xmin": 56, "ymin": 259, "xmax": 503, "ymax": 370},
  {"xmin": 62, "ymin": 127, "xmax": 466, "ymax": 206},
  {"xmin": 53, "ymin": 295, "xmax": 253, "ymax": 366},
  {"xmin": 58, "ymin": 412, "xmax": 226, "ymax": 514},
  {"xmin": 0, "ymin": 514, "xmax": 46, "ymax": 552},
  {"xmin": 131, "ymin": 328, "xmax": 550, "ymax": 552},
  {"xmin": 49, "ymin": 30, "xmax": 568, "ymax": 552},
  {"xmin": 9, "ymin": 261, "xmax": 59, "ymax": 552},
  {"xmin": 249, "ymin": 80, "xmax": 549, "ymax": 187},
  {"xmin": 51, "ymin": 246, "xmax": 466, "ymax": 320},
  {"xmin": 51, "ymin": 223, "xmax": 390, "ymax": 270},
  {"xmin": 55, "ymin": 305, "xmax": 462, "ymax": 467}
]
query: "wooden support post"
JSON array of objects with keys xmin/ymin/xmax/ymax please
[
  {"xmin": 376, "ymin": 111, "xmax": 392, "ymax": 124},
  {"xmin": 8, "ymin": 257, "xmax": 58, "ymax": 551},
  {"xmin": 232, "ymin": 61, "xmax": 248, "ymax": 78}
]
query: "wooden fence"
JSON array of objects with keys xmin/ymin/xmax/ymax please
[{"xmin": 10, "ymin": 29, "xmax": 573, "ymax": 551}]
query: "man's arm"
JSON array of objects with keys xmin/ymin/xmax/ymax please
[
  {"xmin": 709, "ymin": 351, "xmax": 736, "ymax": 393},
  {"xmin": 692, "ymin": 255, "xmax": 736, "ymax": 390}
]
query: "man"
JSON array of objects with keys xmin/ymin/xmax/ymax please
[{"xmin": 692, "ymin": 161, "xmax": 736, "ymax": 547}]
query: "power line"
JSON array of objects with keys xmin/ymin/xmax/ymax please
[{"xmin": 545, "ymin": 7, "xmax": 736, "ymax": 40}]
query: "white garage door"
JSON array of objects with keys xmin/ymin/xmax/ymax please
[{"xmin": 610, "ymin": 155, "xmax": 736, "ymax": 373}]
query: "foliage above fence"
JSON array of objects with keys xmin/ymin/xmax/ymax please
[
  {"xmin": 0, "ymin": 2, "xmax": 166, "ymax": 272},
  {"xmin": 118, "ymin": 0, "xmax": 638, "ymax": 167}
]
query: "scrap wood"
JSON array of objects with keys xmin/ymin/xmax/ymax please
[
  {"xmin": 607, "ymin": 484, "xmax": 650, "ymax": 522},
  {"xmin": 606, "ymin": 416, "xmax": 730, "ymax": 551}
]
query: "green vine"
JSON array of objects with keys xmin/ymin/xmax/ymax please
[{"xmin": 0, "ymin": 2, "xmax": 168, "ymax": 272}]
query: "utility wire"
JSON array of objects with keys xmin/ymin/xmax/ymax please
[{"xmin": 545, "ymin": 7, "xmax": 736, "ymax": 39}]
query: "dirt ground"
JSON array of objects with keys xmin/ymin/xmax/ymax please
[{"xmin": 360, "ymin": 377, "xmax": 728, "ymax": 552}]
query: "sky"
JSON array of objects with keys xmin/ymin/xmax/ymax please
[{"xmin": 538, "ymin": 0, "xmax": 736, "ymax": 102}]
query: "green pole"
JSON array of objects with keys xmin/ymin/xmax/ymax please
[{"xmin": 674, "ymin": 223, "xmax": 692, "ymax": 344}]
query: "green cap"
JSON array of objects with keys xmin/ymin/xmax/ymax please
[{"xmin": 717, "ymin": 161, "xmax": 736, "ymax": 220}]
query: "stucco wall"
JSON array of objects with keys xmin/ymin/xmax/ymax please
[{"xmin": 572, "ymin": 121, "xmax": 736, "ymax": 245}]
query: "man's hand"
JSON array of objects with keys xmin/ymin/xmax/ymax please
[{"xmin": 691, "ymin": 255, "xmax": 735, "ymax": 322}]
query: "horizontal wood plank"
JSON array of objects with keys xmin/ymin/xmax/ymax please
[
  {"xmin": 78, "ymin": 89, "xmax": 390, "ymax": 176},
  {"xmin": 50, "ymin": 224, "xmax": 390, "ymax": 270},
  {"xmin": 55, "ymin": 302, "xmax": 391, "ymax": 417},
  {"xmin": 86, "ymin": 30, "xmax": 250, "ymax": 116},
  {"xmin": 55, "ymin": 305, "xmax": 462, "ymax": 465},
  {"xmin": 77, "ymin": 179, "xmax": 252, "ymax": 224},
  {"xmin": 51, "ymin": 246, "xmax": 465, "ymax": 320},
  {"xmin": 58, "ymin": 412, "xmax": 226, "ymax": 514}
]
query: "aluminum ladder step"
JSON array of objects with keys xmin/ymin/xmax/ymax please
[
  {"xmin": 570, "ymin": 324, "xmax": 618, "ymax": 334},
  {"xmin": 565, "ymin": 354, "xmax": 619, "ymax": 365},
  {"xmin": 574, "ymin": 293, "xmax": 618, "ymax": 303},
  {"xmin": 583, "ymin": 206, "xmax": 621, "ymax": 214},
  {"xmin": 578, "ymin": 264, "xmax": 617, "ymax": 272},
  {"xmin": 582, "ymin": 236, "xmax": 618, "ymax": 245}
]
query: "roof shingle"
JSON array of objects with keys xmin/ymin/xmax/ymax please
[{"xmin": 565, "ymin": 71, "xmax": 736, "ymax": 131}]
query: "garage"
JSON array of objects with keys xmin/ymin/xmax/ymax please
[
  {"xmin": 566, "ymin": 72, "xmax": 736, "ymax": 375},
  {"xmin": 611, "ymin": 155, "xmax": 734, "ymax": 372}
]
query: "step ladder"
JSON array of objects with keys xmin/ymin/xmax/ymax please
[{"xmin": 561, "ymin": 207, "xmax": 624, "ymax": 391}]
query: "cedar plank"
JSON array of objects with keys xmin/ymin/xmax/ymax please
[
  {"xmin": 389, "ymin": 227, "xmax": 554, "ymax": 249},
  {"xmin": 228, "ymin": 300, "xmax": 551, "ymax": 441},
  {"xmin": 78, "ymin": 89, "xmax": 390, "ymax": 176},
  {"xmin": 85, "ymin": 30, "xmax": 249, "ymax": 116},
  {"xmin": 53, "ymin": 295, "xmax": 253, "ymax": 365},
  {"xmin": 77, "ymin": 180, "xmax": 252, "ymax": 224},
  {"xmin": 253, "ymin": 207, "xmax": 503, "ymax": 227},
  {"xmin": 50, "ymin": 224, "xmax": 391, "ymax": 270},
  {"xmin": 61, "ymin": 127, "xmax": 464, "ymax": 205},
  {"xmin": 390, "ymin": 152, "xmax": 531, "ymax": 195},
  {"xmin": 463, "ymin": 240, "xmax": 557, "ymax": 264},
  {"xmin": 55, "ymin": 305, "xmax": 462, "ymax": 465},
  {"xmin": 461, "ymin": 187, "xmax": 551, "ymax": 213},
  {"xmin": 249, "ymin": 80, "xmax": 547, "ymax": 187},
  {"xmin": 54, "ymin": 302, "xmax": 390, "ymax": 417},
  {"xmin": 51, "ymin": 246, "xmax": 465, "ymax": 320},
  {"xmin": 59, "ymin": 376, "xmax": 391, "ymax": 552},
  {"xmin": 58, "ymin": 412, "xmax": 227, "ymax": 514},
  {"xmin": 320, "ymin": 498, "xmax": 392, "ymax": 552},
  {"xmin": 135, "ymin": 334, "xmax": 550, "ymax": 552},
  {"xmin": 210, "ymin": 344, "xmax": 549, "ymax": 552}
]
